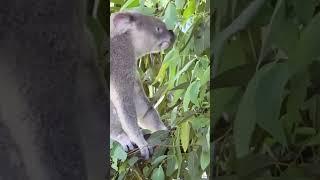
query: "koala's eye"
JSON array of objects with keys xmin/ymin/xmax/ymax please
[{"xmin": 156, "ymin": 27, "xmax": 162, "ymax": 33}]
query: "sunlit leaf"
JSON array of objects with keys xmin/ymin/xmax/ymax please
[
  {"xmin": 120, "ymin": 0, "xmax": 139, "ymax": 10},
  {"xmin": 183, "ymin": 0, "xmax": 196, "ymax": 20},
  {"xmin": 180, "ymin": 121, "xmax": 190, "ymax": 152}
]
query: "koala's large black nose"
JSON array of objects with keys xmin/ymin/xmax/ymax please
[{"xmin": 169, "ymin": 30, "xmax": 175, "ymax": 42}]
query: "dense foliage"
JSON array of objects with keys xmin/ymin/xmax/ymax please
[
  {"xmin": 108, "ymin": 0, "xmax": 210, "ymax": 179},
  {"xmin": 213, "ymin": 0, "xmax": 320, "ymax": 179}
]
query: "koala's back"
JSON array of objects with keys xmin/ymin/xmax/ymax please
[{"xmin": 0, "ymin": 1, "xmax": 105, "ymax": 180}]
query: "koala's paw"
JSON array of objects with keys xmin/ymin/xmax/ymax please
[
  {"xmin": 117, "ymin": 134, "xmax": 134, "ymax": 152},
  {"xmin": 139, "ymin": 145, "xmax": 154, "ymax": 160},
  {"xmin": 137, "ymin": 142, "xmax": 154, "ymax": 160}
]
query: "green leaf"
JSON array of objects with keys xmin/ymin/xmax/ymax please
[
  {"xmin": 189, "ymin": 80, "xmax": 201, "ymax": 107},
  {"xmin": 154, "ymin": 48, "xmax": 180, "ymax": 85},
  {"xmin": 301, "ymin": 164, "xmax": 320, "ymax": 178},
  {"xmin": 143, "ymin": 166, "xmax": 151, "ymax": 177},
  {"xmin": 305, "ymin": 133, "xmax": 320, "ymax": 146},
  {"xmin": 159, "ymin": 0, "xmax": 169, "ymax": 7},
  {"xmin": 183, "ymin": 0, "xmax": 196, "ymax": 20},
  {"xmin": 192, "ymin": 56, "xmax": 210, "ymax": 86},
  {"xmin": 147, "ymin": 130, "xmax": 169, "ymax": 146},
  {"xmin": 180, "ymin": 121, "xmax": 190, "ymax": 152},
  {"xmin": 166, "ymin": 155, "xmax": 177, "ymax": 176},
  {"xmin": 168, "ymin": 60, "xmax": 178, "ymax": 86},
  {"xmin": 117, "ymin": 171, "xmax": 126, "ymax": 180},
  {"xmin": 290, "ymin": 13, "xmax": 320, "ymax": 75},
  {"xmin": 200, "ymin": 66, "xmax": 210, "ymax": 87},
  {"xmin": 255, "ymin": 63, "xmax": 289, "ymax": 145},
  {"xmin": 292, "ymin": 0, "xmax": 315, "ymax": 24},
  {"xmin": 170, "ymin": 82, "xmax": 189, "ymax": 91},
  {"xmin": 111, "ymin": 0, "xmax": 124, "ymax": 5},
  {"xmin": 281, "ymin": 166, "xmax": 306, "ymax": 178},
  {"xmin": 175, "ymin": 129, "xmax": 183, "ymax": 176},
  {"xmin": 169, "ymin": 89, "xmax": 184, "ymax": 107},
  {"xmin": 206, "ymin": 128, "xmax": 210, "ymax": 150},
  {"xmin": 183, "ymin": 80, "xmax": 201, "ymax": 111},
  {"xmin": 163, "ymin": 3, "xmax": 177, "ymax": 30},
  {"xmin": 175, "ymin": 0, "xmax": 185, "ymax": 9},
  {"xmin": 194, "ymin": 20, "xmax": 210, "ymax": 54},
  {"xmin": 132, "ymin": 6, "xmax": 155, "ymax": 16},
  {"xmin": 151, "ymin": 155, "xmax": 167, "ymax": 167},
  {"xmin": 268, "ymin": 0, "xmax": 299, "ymax": 57},
  {"xmin": 212, "ymin": 87, "xmax": 242, "ymax": 126},
  {"xmin": 234, "ymin": 76, "xmax": 258, "ymax": 158},
  {"xmin": 296, "ymin": 127, "xmax": 316, "ymax": 136},
  {"xmin": 170, "ymin": 106, "xmax": 178, "ymax": 126},
  {"xmin": 191, "ymin": 60, "xmax": 201, "ymax": 81},
  {"xmin": 191, "ymin": 56, "xmax": 210, "ymax": 86},
  {"xmin": 302, "ymin": 95, "xmax": 320, "ymax": 129},
  {"xmin": 213, "ymin": 0, "xmax": 266, "ymax": 77},
  {"xmin": 235, "ymin": 154, "xmax": 273, "ymax": 177},
  {"xmin": 188, "ymin": 151, "xmax": 201, "ymax": 179},
  {"xmin": 151, "ymin": 165, "xmax": 165, "ymax": 180},
  {"xmin": 216, "ymin": 34, "xmax": 247, "ymax": 76},
  {"xmin": 212, "ymin": 63, "xmax": 256, "ymax": 89},
  {"xmin": 113, "ymin": 145, "xmax": 127, "ymax": 162},
  {"xmin": 182, "ymin": 85, "xmax": 191, "ymax": 112},
  {"xmin": 286, "ymin": 72, "xmax": 309, "ymax": 140},
  {"xmin": 257, "ymin": 0, "xmax": 286, "ymax": 64},
  {"xmin": 120, "ymin": 0, "xmax": 139, "ymax": 10},
  {"xmin": 190, "ymin": 116, "xmax": 209, "ymax": 130},
  {"xmin": 128, "ymin": 156, "xmax": 139, "ymax": 167},
  {"xmin": 182, "ymin": 81, "xmax": 200, "ymax": 110},
  {"xmin": 171, "ymin": 58, "xmax": 196, "ymax": 85},
  {"xmin": 200, "ymin": 150, "xmax": 210, "ymax": 170},
  {"xmin": 234, "ymin": 62, "xmax": 289, "ymax": 158},
  {"xmin": 111, "ymin": 144, "xmax": 127, "ymax": 170}
]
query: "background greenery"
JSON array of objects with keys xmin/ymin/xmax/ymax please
[
  {"xmin": 107, "ymin": 0, "xmax": 210, "ymax": 179},
  {"xmin": 213, "ymin": 0, "xmax": 320, "ymax": 179}
]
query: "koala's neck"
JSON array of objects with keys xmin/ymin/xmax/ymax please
[{"xmin": 112, "ymin": 32, "xmax": 138, "ymax": 60}]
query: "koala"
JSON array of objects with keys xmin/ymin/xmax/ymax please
[
  {"xmin": 110, "ymin": 11, "xmax": 175, "ymax": 159},
  {"xmin": 0, "ymin": 0, "xmax": 107, "ymax": 179}
]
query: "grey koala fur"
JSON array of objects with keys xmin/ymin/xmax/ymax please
[
  {"xmin": 0, "ymin": 0, "xmax": 107, "ymax": 179},
  {"xmin": 110, "ymin": 12, "xmax": 175, "ymax": 159}
]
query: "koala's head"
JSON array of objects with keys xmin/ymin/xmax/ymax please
[{"xmin": 111, "ymin": 11, "xmax": 175, "ymax": 58}]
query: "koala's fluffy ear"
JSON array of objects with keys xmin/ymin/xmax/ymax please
[{"xmin": 111, "ymin": 12, "xmax": 135, "ymax": 35}]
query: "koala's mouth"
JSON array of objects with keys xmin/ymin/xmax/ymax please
[{"xmin": 159, "ymin": 41, "xmax": 171, "ymax": 50}]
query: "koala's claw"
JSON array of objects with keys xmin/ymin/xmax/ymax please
[
  {"xmin": 138, "ymin": 144, "xmax": 154, "ymax": 160},
  {"xmin": 140, "ymin": 146, "xmax": 151, "ymax": 159},
  {"xmin": 115, "ymin": 134, "xmax": 134, "ymax": 152},
  {"xmin": 120, "ymin": 140, "xmax": 134, "ymax": 152}
]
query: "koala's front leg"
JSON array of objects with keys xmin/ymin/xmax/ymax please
[
  {"xmin": 110, "ymin": 80, "xmax": 152, "ymax": 159},
  {"xmin": 134, "ymin": 76, "xmax": 167, "ymax": 132}
]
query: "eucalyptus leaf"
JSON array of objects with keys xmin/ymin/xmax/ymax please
[
  {"xmin": 151, "ymin": 165, "xmax": 165, "ymax": 180},
  {"xmin": 180, "ymin": 121, "xmax": 190, "ymax": 152}
]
